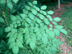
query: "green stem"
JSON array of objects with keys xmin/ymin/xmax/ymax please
[{"xmin": 0, "ymin": 8, "xmax": 8, "ymax": 26}]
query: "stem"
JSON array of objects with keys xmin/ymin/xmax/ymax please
[
  {"xmin": 0, "ymin": 7, "xmax": 8, "ymax": 26},
  {"xmin": 3, "ymin": 12, "xmax": 8, "ymax": 26}
]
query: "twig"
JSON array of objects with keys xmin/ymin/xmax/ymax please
[{"xmin": 0, "ymin": 7, "xmax": 8, "ymax": 26}]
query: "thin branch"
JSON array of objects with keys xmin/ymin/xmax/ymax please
[{"xmin": 0, "ymin": 6, "xmax": 8, "ymax": 26}]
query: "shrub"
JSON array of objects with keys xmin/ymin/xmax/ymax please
[{"xmin": 0, "ymin": 0, "xmax": 67, "ymax": 54}]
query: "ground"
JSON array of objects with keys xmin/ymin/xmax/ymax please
[{"xmin": 51, "ymin": 2, "xmax": 72, "ymax": 54}]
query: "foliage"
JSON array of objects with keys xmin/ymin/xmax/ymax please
[
  {"xmin": 59, "ymin": 7, "xmax": 72, "ymax": 46},
  {"xmin": 37, "ymin": 0, "xmax": 58, "ymax": 8},
  {"xmin": 60, "ymin": 0, "xmax": 71, "ymax": 4},
  {"xmin": 0, "ymin": 0, "xmax": 67, "ymax": 54}
]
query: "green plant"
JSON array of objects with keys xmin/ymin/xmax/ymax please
[{"xmin": 0, "ymin": 0, "xmax": 67, "ymax": 54}]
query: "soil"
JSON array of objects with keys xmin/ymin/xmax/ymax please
[{"xmin": 51, "ymin": 2, "xmax": 72, "ymax": 54}]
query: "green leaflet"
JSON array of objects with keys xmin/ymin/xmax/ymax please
[
  {"xmin": 35, "ymin": 23, "xmax": 39, "ymax": 27},
  {"xmin": 37, "ymin": 13, "xmax": 45, "ymax": 19},
  {"xmin": 16, "ymin": 40, "xmax": 23, "ymax": 48},
  {"xmin": 44, "ymin": 18, "xmax": 49, "ymax": 25},
  {"xmin": 54, "ymin": 17, "xmax": 61, "ymax": 22},
  {"xmin": 10, "ymin": 15, "xmax": 17, "ymax": 21},
  {"xmin": 10, "ymin": 24, "xmax": 13, "ymax": 28},
  {"xmin": 11, "ymin": 29, "xmax": 17, "ymax": 34},
  {"xmin": 0, "ymin": 0, "xmax": 6, "ymax": 4},
  {"xmin": 12, "ymin": 45, "xmax": 19, "ymax": 54},
  {"xmin": 48, "ymin": 30, "xmax": 55, "ymax": 38},
  {"xmin": 33, "ymin": 1, "xmax": 37, "ymax": 4},
  {"xmin": 7, "ymin": 32, "xmax": 11, "ymax": 37},
  {"xmin": 20, "ymin": 14, "xmax": 27, "ymax": 19},
  {"xmin": 42, "ymin": 34, "xmax": 48, "ymax": 45},
  {"xmin": 28, "ymin": 2, "xmax": 32, "ymax": 6},
  {"xmin": 18, "ymin": 28, "xmax": 24, "ymax": 32},
  {"xmin": 41, "ymin": 5, "xmax": 47, "ymax": 10},
  {"xmin": 18, "ymin": 34, "xmax": 23, "ymax": 40},
  {"xmin": 49, "ymin": 24, "xmax": 53, "ymax": 28},
  {"xmin": 12, "ymin": 0, "xmax": 19, "ymax": 3},
  {"xmin": 0, "ymin": 17, "xmax": 5, "ymax": 23},
  {"xmin": 40, "ymin": 10, "xmax": 47, "ymax": 15},
  {"xmin": 30, "ymin": 40, "xmax": 36, "ymax": 50},
  {"xmin": 40, "ymin": 23, "xmax": 44, "ymax": 27},
  {"xmin": 47, "ymin": 15, "xmax": 53, "ymax": 21},
  {"xmin": 47, "ymin": 15, "xmax": 51, "ymax": 18},
  {"xmin": 16, "ymin": 15, "xmax": 22, "ymax": 22},
  {"xmin": 49, "ymin": 17, "xmax": 53, "ymax": 21},
  {"xmin": 9, "ymin": 42, "xmax": 15, "ymax": 49},
  {"xmin": 47, "ymin": 10, "xmax": 54, "ymax": 15},
  {"xmin": 49, "ymin": 27, "xmax": 53, "ymax": 31},
  {"xmin": 7, "ymin": 2, "xmax": 13, "ymax": 9},
  {"xmin": 23, "ymin": 9, "xmax": 28, "ymax": 14},
  {"xmin": 31, "ymin": 8, "xmax": 37, "ymax": 15},
  {"xmin": 17, "ymin": 24, "xmax": 21, "ymax": 26},
  {"xmin": 46, "ymin": 29, "xmax": 49, "ymax": 33},
  {"xmin": 25, "ymin": 5, "xmax": 30, "ymax": 10},
  {"xmin": 26, "ymin": 37, "xmax": 30, "ymax": 44},
  {"xmin": 54, "ymin": 29, "xmax": 60, "ymax": 37},
  {"xmin": 55, "ymin": 25, "xmax": 63, "ymax": 30},
  {"xmin": 52, "ymin": 21, "xmax": 57, "ymax": 25},
  {"xmin": 12, "ymin": 21, "xmax": 16, "ymax": 25},
  {"xmin": 8, "ymin": 37, "xmax": 15, "ymax": 44},
  {"xmin": 37, "ymin": 33, "xmax": 42, "ymax": 40},
  {"xmin": 36, "ymin": 18, "xmax": 42, "ymax": 24},
  {"xmin": 34, "ymin": 27, "xmax": 39, "ymax": 32},
  {"xmin": 26, "ymin": 18, "xmax": 32, "ymax": 24},
  {"xmin": 14, "ymin": 24, "xmax": 17, "ymax": 28},
  {"xmin": 16, "ymin": 20, "xmax": 21, "ymax": 24},
  {"xmin": 31, "ymin": 34, "xmax": 36, "ymax": 41},
  {"xmin": 33, "ymin": 5, "xmax": 40, "ymax": 11},
  {"xmin": 28, "ymin": 12, "xmax": 35, "ymax": 20},
  {"xmin": 5, "ymin": 27, "xmax": 11, "ymax": 32},
  {"xmin": 60, "ymin": 29, "xmax": 67, "ymax": 35}
]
